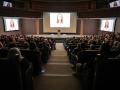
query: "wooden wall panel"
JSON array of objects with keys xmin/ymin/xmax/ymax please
[
  {"xmin": 83, "ymin": 19, "xmax": 98, "ymax": 35},
  {"xmin": 0, "ymin": 5, "xmax": 120, "ymax": 18},
  {"xmin": 31, "ymin": 1, "xmax": 94, "ymax": 12}
]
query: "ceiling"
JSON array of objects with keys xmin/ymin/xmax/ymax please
[
  {"xmin": 13, "ymin": 0, "xmax": 116, "ymax": 9},
  {"xmin": 31, "ymin": 0, "xmax": 92, "ymax": 2},
  {"xmin": 31, "ymin": 0, "xmax": 115, "ymax": 2},
  {"xmin": 30, "ymin": 0, "xmax": 111, "ymax": 9}
]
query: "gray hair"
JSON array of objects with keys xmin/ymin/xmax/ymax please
[{"xmin": 8, "ymin": 47, "xmax": 24, "ymax": 60}]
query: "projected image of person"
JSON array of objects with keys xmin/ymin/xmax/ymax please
[
  {"xmin": 3, "ymin": 1, "xmax": 12, "ymax": 7},
  {"xmin": 10, "ymin": 19, "xmax": 15, "ymax": 28},
  {"xmin": 104, "ymin": 20, "xmax": 109, "ymax": 29},
  {"xmin": 113, "ymin": 1, "xmax": 118, "ymax": 7},
  {"xmin": 9, "ymin": 19, "xmax": 17, "ymax": 31},
  {"xmin": 56, "ymin": 14, "xmax": 63, "ymax": 24}
]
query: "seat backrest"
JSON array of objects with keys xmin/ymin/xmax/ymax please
[
  {"xmin": 0, "ymin": 48, "xmax": 9, "ymax": 58},
  {"xmin": 94, "ymin": 57, "xmax": 120, "ymax": 89},
  {"xmin": 20, "ymin": 49, "xmax": 40, "ymax": 62},
  {"xmin": 20, "ymin": 49, "xmax": 41, "ymax": 75},
  {"xmin": 78, "ymin": 50, "xmax": 99, "ymax": 63},
  {"xmin": 0, "ymin": 55, "xmax": 23, "ymax": 90}
]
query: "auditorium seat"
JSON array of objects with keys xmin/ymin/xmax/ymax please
[
  {"xmin": 77, "ymin": 50, "xmax": 99, "ymax": 63},
  {"xmin": 20, "ymin": 49, "xmax": 42, "ymax": 76},
  {"xmin": 73, "ymin": 50, "xmax": 99, "ymax": 90},
  {"xmin": 40, "ymin": 45, "xmax": 51, "ymax": 64},
  {"xmin": 0, "ymin": 48, "xmax": 9, "ymax": 58},
  {"xmin": 66, "ymin": 43, "xmax": 77, "ymax": 61},
  {"xmin": 0, "ymin": 54, "xmax": 33, "ymax": 90},
  {"xmin": 0, "ymin": 55, "xmax": 23, "ymax": 90},
  {"xmin": 93, "ymin": 56, "xmax": 120, "ymax": 90},
  {"xmin": 16, "ymin": 43, "xmax": 29, "ymax": 49}
]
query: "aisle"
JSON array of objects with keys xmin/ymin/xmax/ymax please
[{"xmin": 33, "ymin": 43, "xmax": 82, "ymax": 90}]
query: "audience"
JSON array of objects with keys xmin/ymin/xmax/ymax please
[
  {"xmin": 1, "ymin": 32, "xmax": 120, "ymax": 90},
  {"xmin": 29, "ymin": 41, "xmax": 39, "ymax": 51},
  {"xmin": 7, "ymin": 47, "xmax": 30, "ymax": 71},
  {"xmin": 7, "ymin": 47, "xmax": 24, "ymax": 59},
  {"xmin": 64, "ymin": 32, "xmax": 120, "ymax": 77},
  {"xmin": 0, "ymin": 32, "xmax": 120, "ymax": 75},
  {"xmin": 0, "ymin": 41, "xmax": 3, "ymax": 48}
]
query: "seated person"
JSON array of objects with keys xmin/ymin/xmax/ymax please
[
  {"xmin": 71, "ymin": 43, "xmax": 86, "ymax": 69},
  {"xmin": 7, "ymin": 47, "xmax": 30, "ymax": 71},
  {"xmin": 7, "ymin": 47, "xmax": 32, "ymax": 89},
  {"xmin": 111, "ymin": 41, "xmax": 120, "ymax": 52},
  {"xmin": 0, "ymin": 41, "xmax": 4, "ymax": 48},
  {"xmin": 29, "ymin": 41, "xmax": 45, "ymax": 74},
  {"xmin": 89, "ymin": 43, "xmax": 96, "ymax": 50},
  {"xmin": 72, "ymin": 43, "xmax": 86, "ymax": 55},
  {"xmin": 99, "ymin": 41, "xmax": 111, "ymax": 58},
  {"xmin": 29, "ymin": 41, "xmax": 39, "ymax": 51}
]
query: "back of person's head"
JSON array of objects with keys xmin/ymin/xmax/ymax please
[
  {"xmin": 100, "ymin": 42, "xmax": 110, "ymax": 55},
  {"xmin": 113, "ymin": 41, "xmax": 119, "ymax": 46},
  {"xmin": 8, "ymin": 42, "xmax": 16, "ymax": 48},
  {"xmin": 90, "ymin": 44, "xmax": 95, "ymax": 50},
  {"xmin": 29, "ymin": 41, "xmax": 37, "ymax": 50},
  {"xmin": 77, "ymin": 43, "xmax": 81, "ymax": 49},
  {"xmin": 80, "ymin": 43, "xmax": 86, "ymax": 50},
  {"xmin": 7, "ymin": 47, "xmax": 23, "ymax": 60},
  {"xmin": 24, "ymin": 42, "xmax": 29, "ymax": 49},
  {"xmin": 0, "ymin": 41, "xmax": 3, "ymax": 48}
]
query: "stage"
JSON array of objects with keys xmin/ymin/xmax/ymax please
[
  {"xmin": 27, "ymin": 34, "xmax": 88, "ymax": 42},
  {"xmin": 28, "ymin": 34, "xmax": 87, "ymax": 38}
]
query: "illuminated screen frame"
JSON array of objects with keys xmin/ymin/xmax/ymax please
[
  {"xmin": 50, "ymin": 12, "xmax": 71, "ymax": 28},
  {"xmin": 3, "ymin": 17, "xmax": 20, "ymax": 32},
  {"xmin": 3, "ymin": 1, "xmax": 12, "ymax": 7},
  {"xmin": 43, "ymin": 12, "xmax": 77, "ymax": 33},
  {"xmin": 109, "ymin": 0, "xmax": 120, "ymax": 8},
  {"xmin": 100, "ymin": 18, "xmax": 116, "ymax": 32}
]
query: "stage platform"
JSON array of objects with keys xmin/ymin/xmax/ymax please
[
  {"xmin": 27, "ymin": 34, "xmax": 87, "ymax": 42},
  {"xmin": 27, "ymin": 34, "xmax": 87, "ymax": 38}
]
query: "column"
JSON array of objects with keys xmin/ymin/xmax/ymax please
[
  {"xmin": 80, "ymin": 19, "xmax": 84, "ymax": 35},
  {"xmin": 36, "ymin": 19, "xmax": 40, "ymax": 35}
]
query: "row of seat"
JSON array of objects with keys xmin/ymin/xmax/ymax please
[
  {"xmin": 64, "ymin": 41, "xmax": 120, "ymax": 90},
  {"xmin": 0, "ymin": 54, "xmax": 33, "ymax": 90},
  {"xmin": 0, "ymin": 44, "xmax": 53, "ymax": 90},
  {"xmin": 93, "ymin": 56, "xmax": 120, "ymax": 90},
  {"xmin": 63, "ymin": 42, "xmax": 100, "ymax": 63},
  {"xmin": 0, "ymin": 48, "xmax": 50, "ymax": 75}
]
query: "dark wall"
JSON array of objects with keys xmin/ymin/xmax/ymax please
[
  {"xmin": 32, "ymin": 1, "xmax": 95, "ymax": 11},
  {"xmin": 0, "ymin": 17, "xmax": 100, "ymax": 35},
  {"xmin": 0, "ymin": 17, "xmax": 4, "ymax": 34},
  {"xmin": 115, "ymin": 18, "xmax": 120, "ymax": 33},
  {"xmin": 21, "ymin": 18, "xmax": 37, "ymax": 34},
  {"xmin": 39, "ymin": 19, "xmax": 43, "ymax": 34},
  {"xmin": 83, "ymin": 19, "xmax": 98, "ymax": 35},
  {"xmin": 76, "ymin": 19, "xmax": 81, "ymax": 34}
]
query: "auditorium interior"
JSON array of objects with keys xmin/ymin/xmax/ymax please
[{"xmin": 0, "ymin": 0, "xmax": 120, "ymax": 90}]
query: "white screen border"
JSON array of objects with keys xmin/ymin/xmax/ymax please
[
  {"xmin": 100, "ymin": 18, "xmax": 116, "ymax": 32},
  {"xmin": 50, "ymin": 13, "xmax": 70, "ymax": 28},
  {"xmin": 3, "ymin": 17, "xmax": 20, "ymax": 32},
  {"xmin": 43, "ymin": 12, "xmax": 77, "ymax": 33}
]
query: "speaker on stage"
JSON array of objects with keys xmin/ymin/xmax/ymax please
[{"xmin": 57, "ymin": 29, "xmax": 61, "ymax": 37}]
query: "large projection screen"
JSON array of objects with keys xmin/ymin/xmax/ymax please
[
  {"xmin": 109, "ymin": 0, "xmax": 120, "ymax": 8},
  {"xmin": 43, "ymin": 12, "xmax": 77, "ymax": 33},
  {"xmin": 50, "ymin": 13, "xmax": 70, "ymax": 28},
  {"xmin": 100, "ymin": 18, "xmax": 116, "ymax": 32},
  {"xmin": 3, "ymin": 17, "xmax": 19, "ymax": 31}
]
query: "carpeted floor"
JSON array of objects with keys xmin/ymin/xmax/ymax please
[{"xmin": 33, "ymin": 43, "xmax": 82, "ymax": 90}]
